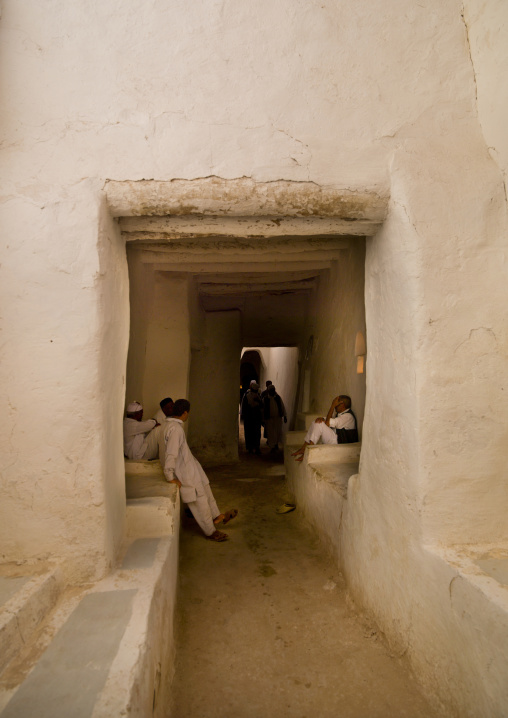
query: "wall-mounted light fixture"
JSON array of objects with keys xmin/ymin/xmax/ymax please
[{"xmin": 355, "ymin": 331, "xmax": 366, "ymax": 374}]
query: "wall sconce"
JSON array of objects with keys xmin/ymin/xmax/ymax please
[{"xmin": 355, "ymin": 331, "xmax": 366, "ymax": 374}]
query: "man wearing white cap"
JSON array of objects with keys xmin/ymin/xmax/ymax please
[{"xmin": 123, "ymin": 402, "xmax": 162, "ymax": 460}]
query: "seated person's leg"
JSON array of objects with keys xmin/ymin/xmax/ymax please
[
  {"xmin": 312, "ymin": 423, "xmax": 338, "ymax": 445},
  {"xmin": 291, "ymin": 420, "xmax": 337, "ymax": 459},
  {"xmin": 187, "ymin": 492, "xmax": 228, "ymax": 541},
  {"xmin": 143, "ymin": 424, "xmax": 163, "ymax": 460},
  {"xmin": 187, "ymin": 492, "xmax": 216, "ymax": 536}
]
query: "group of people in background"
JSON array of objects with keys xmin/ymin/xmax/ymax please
[
  {"xmin": 123, "ymin": 381, "xmax": 358, "ymax": 542},
  {"xmin": 241, "ymin": 380, "xmax": 287, "ymax": 455}
]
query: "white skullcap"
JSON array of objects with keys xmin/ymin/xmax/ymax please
[{"xmin": 127, "ymin": 401, "xmax": 143, "ymax": 413}]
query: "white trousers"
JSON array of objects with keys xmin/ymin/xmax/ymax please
[
  {"xmin": 187, "ymin": 483, "xmax": 221, "ymax": 537},
  {"xmin": 304, "ymin": 421, "xmax": 338, "ymax": 446}
]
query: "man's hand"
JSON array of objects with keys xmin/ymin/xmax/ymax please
[
  {"xmin": 331, "ymin": 396, "xmax": 341, "ymax": 409},
  {"xmin": 315, "ymin": 417, "xmax": 326, "ymax": 424}
]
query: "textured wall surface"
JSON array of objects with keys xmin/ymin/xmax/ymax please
[
  {"xmin": 0, "ymin": 5, "xmax": 507, "ymax": 710},
  {"xmin": 188, "ymin": 311, "xmax": 241, "ymax": 465},
  {"xmin": 304, "ymin": 241, "xmax": 367, "ymax": 432}
]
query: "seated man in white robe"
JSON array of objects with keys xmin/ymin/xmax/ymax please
[
  {"xmin": 291, "ymin": 395, "xmax": 358, "ymax": 462},
  {"xmin": 123, "ymin": 401, "xmax": 162, "ymax": 460},
  {"xmin": 162, "ymin": 399, "xmax": 238, "ymax": 542}
]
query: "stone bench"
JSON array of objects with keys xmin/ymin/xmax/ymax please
[
  {"xmin": 283, "ymin": 431, "xmax": 361, "ymax": 561},
  {"xmin": 125, "ymin": 459, "xmax": 179, "ymax": 538},
  {"xmin": 0, "ymin": 462, "xmax": 180, "ymax": 718},
  {"xmin": 0, "ymin": 565, "xmax": 62, "ymax": 676}
]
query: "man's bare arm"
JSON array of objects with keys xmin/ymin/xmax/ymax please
[{"xmin": 324, "ymin": 396, "xmax": 341, "ymax": 426}]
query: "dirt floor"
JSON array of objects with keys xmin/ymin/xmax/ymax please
[{"xmin": 168, "ymin": 442, "xmax": 440, "ymax": 718}]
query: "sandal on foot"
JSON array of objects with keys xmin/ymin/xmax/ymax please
[
  {"xmin": 222, "ymin": 508, "xmax": 238, "ymax": 525},
  {"xmin": 207, "ymin": 530, "xmax": 228, "ymax": 542},
  {"xmin": 276, "ymin": 503, "xmax": 296, "ymax": 514}
]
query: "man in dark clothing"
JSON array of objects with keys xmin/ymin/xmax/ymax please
[
  {"xmin": 241, "ymin": 380, "xmax": 263, "ymax": 454},
  {"xmin": 263, "ymin": 385, "xmax": 287, "ymax": 452}
]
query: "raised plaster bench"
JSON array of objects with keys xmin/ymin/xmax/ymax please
[
  {"xmin": 284, "ymin": 431, "xmax": 361, "ymax": 561},
  {"xmin": 0, "ymin": 535, "xmax": 179, "ymax": 718},
  {"xmin": 415, "ymin": 544, "xmax": 508, "ymax": 708},
  {"xmin": 0, "ymin": 565, "xmax": 62, "ymax": 675},
  {"xmin": 125, "ymin": 459, "xmax": 179, "ymax": 538},
  {"xmin": 0, "ymin": 464, "xmax": 180, "ymax": 718}
]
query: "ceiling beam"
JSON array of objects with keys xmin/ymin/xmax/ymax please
[
  {"xmin": 145, "ymin": 261, "xmax": 331, "ymax": 274},
  {"xmin": 106, "ymin": 177, "xmax": 388, "ymax": 224},
  {"xmin": 125, "ymin": 235, "xmax": 350, "ymax": 250},
  {"xmin": 136, "ymin": 248, "xmax": 343, "ymax": 264},
  {"xmin": 120, "ymin": 215, "xmax": 372, "ymax": 239},
  {"xmin": 194, "ymin": 270, "xmax": 321, "ymax": 284},
  {"xmin": 198, "ymin": 280, "xmax": 316, "ymax": 295}
]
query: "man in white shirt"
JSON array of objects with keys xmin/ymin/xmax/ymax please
[
  {"xmin": 123, "ymin": 402, "xmax": 161, "ymax": 460},
  {"xmin": 291, "ymin": 395, "xmax": 358, "ymax": 462},
  {"xmin": 162, "ymin": 399, "xmax": 238, "ymax": 542},
  {"xmin": 154, "ymin": 397, "xmax": 174, "ymax": 424}
]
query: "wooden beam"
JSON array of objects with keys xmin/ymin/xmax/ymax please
[
  {"xmin": 106, "ymin": 177, "xmax": 388, "ymax": 224},
  {"xmin": 137, "ymin": 248, "xmax": 343, "ymax": 264},
  {"xmin": 143, "ymin": 261, "xmax": 331, "ymax": 274}
]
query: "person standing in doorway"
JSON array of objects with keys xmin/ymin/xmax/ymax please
[
  {"xmin": 241, "ymin": 380, "xmax": 263, "ymax": 455},
  {"xmin": 261, "ymin": 380, "xmax": 273, "ymax": 399},
  {"xmin": 263, "ymin": 385, "xmax": 287, "ymax": 452}
]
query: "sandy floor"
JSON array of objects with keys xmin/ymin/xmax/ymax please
[{"xmin": 169, "ymin": 445, "xmax": 440, "ymax": 718}]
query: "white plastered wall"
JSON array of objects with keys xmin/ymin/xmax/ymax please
[
  {"xmin": 302, "ymin": 242, "xmax": 367, "ymax": 432},
  {"xmin": 141, "ymin": 273, "xmax": 191, "ymax": 419},
  {"xmin": 0, "ymin": 4, "xmax": 506, "ymax": 678},
  {"xmin": 0, "ymin": 182, "xmax": 129, "ymax": 582},
  {"xmin": 339, "ymin": 97, "xmax": 508, "ymax": 718},
  {"xmin": 256, "ymin": 347, "xmax": 300, "ymax": 430},
  {"xmin": 188, "ymin": 311, "xmax": 241, "ymax": 465}
]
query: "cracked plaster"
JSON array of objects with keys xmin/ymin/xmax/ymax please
[{"xmin": 1, "ymin": 2, "xmax": 508, "ymax": 713}]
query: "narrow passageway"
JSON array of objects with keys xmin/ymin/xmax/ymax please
[{"xmin": 169, "ymin": 452, "xmax": 437, "ymax": 718}]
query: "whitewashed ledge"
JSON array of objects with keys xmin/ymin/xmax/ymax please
[
  {"xmin": 283, "ymin": 431, "xmax": 361, "ymax": 562},
  {"xmin": 0, "ymin": 462, "xmax": 180, "ymax": 718}
]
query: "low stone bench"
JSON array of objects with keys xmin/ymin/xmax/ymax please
[
  {"xmin": 0, "ymin": 463, "xmax": 180, "ymax": 718},
  {"xmin": 0, "ymin": 565, "xmax": 62, "ymax": 676},
  {"xmin": 125, "ymin": 459, "xmax": 179, "ymax": 538},
  {"xmin": 284, "ymin": 431, "xmax": 361, "ymax": 561}
]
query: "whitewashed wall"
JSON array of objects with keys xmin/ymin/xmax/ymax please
[
  {"xmin": 260, "ymin": 347, "xmax": 300, "ymax": 430},
  {"xmin": 304, "ymin": 242, "xmax": 367, "ymax": 432},
  {"xmin": 1, "ymin": 0, "xmax": 507, "ymax": 617},
  {"xmin": 188, "ymin": 311, "xmax": 241, "ymax": 465}
]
